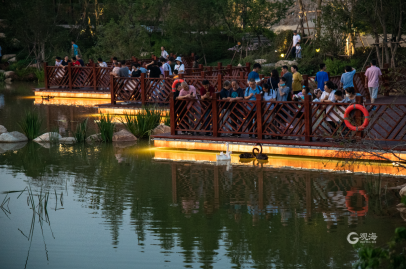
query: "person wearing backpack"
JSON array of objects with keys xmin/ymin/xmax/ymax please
[{"xmin": 244, "ymin": 78, "xmax": 262, "ymax": 138}]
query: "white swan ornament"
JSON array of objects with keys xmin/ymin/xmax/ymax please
[{"xmin": 216, "ymin": 143, "xmax": 232, "ymax": 161}]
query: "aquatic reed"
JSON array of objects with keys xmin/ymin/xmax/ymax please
[
  {"xmin": 121, "ymin": 107, "xmax": 161, "ymax": 138},
  {"xmin": 17, "ymin": 109, "xmax": 43, "ymax": 140},
  {"xmin": 96, "ymin": 114, "xmax": 115, "ymax": 142},
  {"xmin": 34, "ymin": 69, "xmax": 45, "ymax": 82},
  {"xmin": 74, "ymin": 118, "xmax": 88, "ymax": 143}
]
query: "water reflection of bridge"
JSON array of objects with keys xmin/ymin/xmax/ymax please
[{"xmin": 165, "ymin": 162, "xmax": 406, "ymax": 228}]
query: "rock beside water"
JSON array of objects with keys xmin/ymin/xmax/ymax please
[
  {"xmin": 86, "ymin": 133, "xmax": 102, "ymax": 143},
  {"xmin": 0, "ymin": 131, "xmax": 28, "ymax": 143},
  {"xmin": 60, "ymin": 137, "xmax": 76, "ymax": 143},
  {"xmin": 400, "ymin": 186, "xmax": 406, "ymax": 197},
  {"xmin": 112, "ymin": 129, "xmax": 137, "ymax": 142},
  {"xmin": 0, "ymin": 125, "xmax": 7, "ymax": 134},
  {"xmin": 152, "ymin": 125, "xmax": 170, "ymax": 135},
  {"xmin": 33, "ymin": 132, "xmax": 62, "ymax": 142}
]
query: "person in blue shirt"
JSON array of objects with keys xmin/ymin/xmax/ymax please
[
  {"xmin": 340, "ymin": 66, "xmax": 356, "ymax": 89},
  {"xmin": 247, "ymin": 63, "xmax": 261, "ymax": 84},
  {"xmin": 71, "ymin": 41, "xmax": 80, "ymax": 57},
  {"xmin": 315, "ymin": 63, "xmax": 329, "ymax": 91},
  {"xmin": 244, "ymin": 78, "xmax": 262, "ymax": 138}
]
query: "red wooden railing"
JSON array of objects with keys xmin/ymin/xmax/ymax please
[
  {"xmin": 170, "ymin": 94, "xmax": 406, "ymax": 142},
  {"xmin": 43, "ymin": 60, "xmax": 251, "ymax": 92}
]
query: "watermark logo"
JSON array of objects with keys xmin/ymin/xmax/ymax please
[{"xmin": 347, "ymin": 232, "xmax": 378, "ymax": 244}]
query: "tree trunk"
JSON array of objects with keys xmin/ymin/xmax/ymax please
[
  {"xmin": 390, "ymin": 0, "xmax": 402, "ymax": 68},
  {"xmin": 374, "ymin": 33, "xmax": 382, "ymax": 67},
  {"xmin": 382, "ymin": 24, "xmax": 390, "ymax": 65},
  {"xmin": 298, "ymin": 0, "xmax": 305, "ymax": 37},
  {"xmin": 316, "ymin": 0, "xmax": 322, "ymax": 41}
]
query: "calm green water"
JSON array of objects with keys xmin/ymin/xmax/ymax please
[{"xmin": 1, "ymin": 83, "xmax": 406, "ymax": 269}]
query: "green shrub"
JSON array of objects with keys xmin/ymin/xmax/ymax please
[
  {"xmin": 122, "ymin": 107, "xmax": 162, "ymax": 138},
  {"xmin": 325, "ymin": 58, "xmax": 360, "ymax": 76},
  {"xmin": 0, "ymin": 72, "xmax": 5, "ymax": 82},
  {"xmin": 34, "ymin": 69, "xmax": 45, "ymax": 82},
  {"xmin": 74, "ymin": 118, "xmax": 88, "ymax": 143},
  {"xmin": 17, "ymin": 109, "xmax": 43, "ymax": 140},
  {"xmin": 164, "ymin": 117, "xmax": 171, "ymax": 127},
  {"xmin": 96, "ymin": 114, "xmax": 115, "ymax": 142}
]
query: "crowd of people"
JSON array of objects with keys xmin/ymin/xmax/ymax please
[
  {"xmin": 171, "ymin": 60, "xmax": 382, "ymax": 140},
  {"xmin": 56, "ymin": 41, "xmax": 382, "ymax": 140}
]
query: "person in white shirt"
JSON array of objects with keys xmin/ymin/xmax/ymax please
[
  {"xmin": 174, "ymin": 56, "xmax": 185, "ymax": 74},
  {"xmin": 161, "ymin": 47, "xmax": 169, "ymax": 59},
  {"xmin": 321, "ymin": 81, "xmax": 338, "ymax": 134},
  {"xmin": 55, "ymin": 56, "xmax": 62, "ymax": 66},
  {"xmin": 161, "ymin": 58, "xmax": 172, "ymax": 76},
  {"xmin": 97, "ymin": 58, "xmax": 108, "ymax": 67},
  {"xmin": 292, "ymin": 31, "xmax": 301, "ymax": 58}
]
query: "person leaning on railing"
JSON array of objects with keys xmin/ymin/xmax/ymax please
[
  {"xmin": 177, "ymin": 82, "xmax": 198, "ymax": 135},
  {"xmin": 200, "ymin": 80, "xmax": 215, "ymax": 136},
  {"xmin": 220, "ymin": 81, "xmax": 232, "ymax": 135},
  {"xmin": 227, "ymin": 80, "xmax": 244, "ymax": 138},
  {"xmin": 261, "ymin": 83, "xmax": 276, "ymax": 139},
  {"xmin": 320, "ymin": 81, "xmax": 337, "ymax": 136},
  {"xmin": 244, "ymin": 78, "xmax": 262, "ymax": 138},
  {"xmin": 275, "ymin": 77, "xmax": 291, "ymax": 136}
]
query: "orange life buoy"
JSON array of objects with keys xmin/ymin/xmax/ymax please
[
  {"xmin": 345, "ymin": 188, "xmax": 369, "ymax": 216},
  {"xmin": 343, "ymin": 104, "xmax": 370, "ymax": 131},
  {"xmin": 172, "ymin": 79, "xmax": 184, "ymax": 92}
]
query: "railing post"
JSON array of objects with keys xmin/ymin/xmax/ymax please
[
  {"xmin": 355, "ymin": 95, "xmax": 364, "ymax": 138},
  {"xmin": 245, "ymin": 62, "xmax": 251, "ymax": 73},
  {"xmin": 170, "ymin": 92, "xmax": 176, "ymax": 135},
  {"xmin": 201, "ymin": 71, "xmax": 205, "ymax": 79},
  {"xmin": 255, "ymin": 94, "xmax": 263, "ymax": 140},
  {"xmin": 191, "ymin": 52, "xmax": 195, "ymax": 57},
  {"xmin": 110, "ymin": 75, "xmax": 115, "ymax": 105},
  {"xmin": 304, "ymin": 94, "xmax": 312, "ymax": 142},
  {"xmin": 208, "ymin": 66, "xmax": 213, "ymax": 76},
  {"xmin": 303, "ymin": 74, "xmax": 308, "ymax": 88},
  {"xmin": 199, "ymin": 64, "xmax": 203, "ymax": 72},
  {"xmin": 240, "ymin": 71, "xmax": 245, "ymax": 80},
  {"xmin": 227, "ymin": 64, "xmax": 232, "ymax": 76},
  {"xmin": 93, "ymin": 64, "xmax": 97, "ymax": 91},
  {"xmin": 259, "ymin": 74, "xmax": 264, "ymax": 85},
  {"xmin": 68, "ymin": 62, "xmax": 72, "ymax": 90},
  {"xmin": 211, "ymin": 92, "xmax": 219, "ymax": 137},
  {"xmin": 179, "ymin": 73, "xmax": 184, "ymax": 80},
  {"xmin": 43, "ymin": 62, "xmax": 49, "ymax": 89},
  {"xmin": 164, "ymin": 70, "xmax": 169, "ymax": 78},
  {"xmin": 217, "ymin": 62, "xmax": 222, "ymax": 70},
  {"xmin": 217, "ymin": 74, "xmax": 222, "ymax": 92},
  {"xmin": 141, "ymin": 73, "xmax": 146, "ymax": 105}
]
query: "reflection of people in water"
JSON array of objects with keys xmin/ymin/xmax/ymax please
[
  {"xmin": 182, "ymin": 198, "xmax": 199, "ymax": 218},
  {"xmin": 57, "ymin": 113, "xmax": 68, "ymax": 135}
]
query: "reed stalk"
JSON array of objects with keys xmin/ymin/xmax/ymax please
[
  {"xmin": 97, "ymin": 114, "xmax": 115, "ymax": 142},
  {"xmin": 17, "ymin": 109, "xmax": 43, "ymax": 140},
  {"xmin": 121, "ymin": 107, "xmax": 162, "ymax": 138},
  {"xmin": 74, "ymin": 118, "xmax": 88, "ymax": 143}
]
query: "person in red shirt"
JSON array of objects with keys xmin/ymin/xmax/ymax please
[
  {"xmin": 70, "ymin": 56, "xmax": 82, "ymax": 89},
  {"xmin": 200, "ymin": 79, "xmax": 215, "ymax": 100},
  {"xmin": 199, "ymin": 80, "xmax": 215, "ymax": 136},
  {"xmin": 71, "ymin": 56, "xmax": 81, "ymax": 66}
]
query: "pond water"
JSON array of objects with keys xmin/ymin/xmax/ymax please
[{"xmin": 1, "ymin": 83, "xmax": 406, "ymax": 269}]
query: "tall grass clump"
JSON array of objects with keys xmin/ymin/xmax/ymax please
[
  {"xmin": 75, "ymin": 118, "xmax": 88, "ymax": 143},
  {"xmin": 97, "ymin": 114, "xmax": 115, "ymax": 142},
  {"xmin": 0, "ymin": 72, "xmax": 5, "ymax": 82},
  {"xmin": 122, "ymin": 107, "xmax": 162, "ymax": 138},
  {"xmin": 17, "ymin": 109, "xmax": 43, "ymax": 140},
  {"xmin": 33, "ymin": 69, "xmax": 45, "ymax": 82}
]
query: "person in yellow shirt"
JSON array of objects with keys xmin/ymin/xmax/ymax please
[{"xmin": 291, "ymin": 65, "xmax": 303, "ymax": 94}]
